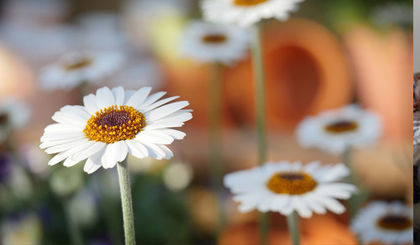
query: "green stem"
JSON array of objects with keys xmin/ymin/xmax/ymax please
[
  {"xmin": 286, "ymin": 212, "xmax": 299, "ymax": 245},
  {"xmin": 64, "ymin": 200, "xmax": 83, "ymax": 245},
  {"xmin": 209, "ymin": 62, "xmax": 225, "ymax": 237},
  {"xmin": 117, "ymin": 160, "xmax": 136, "ymax": 245},
  {"xmin": 343, "ymin": 147, "xmax": 368, "ymax": 220},
  {"xmin": 251, "ymin": 24, "xmax": 269, "ymax": 245}
]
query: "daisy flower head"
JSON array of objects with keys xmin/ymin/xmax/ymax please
[
  {"xmin": 351, "ymin": 201, "xmax": 413, "ymax": 245},
  {"xmin": 201, "ymin": 0, "xmax": 305, "ymax": 28},
  {"xmin": 180, "ymin": 21, "xmax": 249, "ymax": 65},
  {"xmin": 224, "ymin": 161, "xmax": 357, "ymax": 218},
  {"xmin": 40, "ymin": 86, "xmax": 192, "ymax": 174},
  {"xmin": 0, "ymin": 98, "xmax": 31, "ymax": 142},
  {"xmin": 296, "ymin": 105, "xmax": 382, "ymax": 155},
  {"xmin": 40, "ymin": 50, "xmax": 124, "ymax": 91}
]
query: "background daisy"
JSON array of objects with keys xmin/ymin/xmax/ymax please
[
  {"xmin": 351, "ymin": 201, "xmax": 412, "ymax": 245},
  {"xmin": 180, "ymin": 21, "xmax": 249, "ymax": 65},
  {"xmin": 224, "ymin": 161, "xmax": 357, "ymax": 218},
  {"xmin": 201, "ymin": 0, "xmax": 305, "ymax": 27},
  {"xmin": 40, "ymin": 51, "xmax": 124, "ymax": 91},
  {"xmin": 296, "ymin": 105, "xmax": 382, "ymax": 155},
  {"xmin": 40, "ymin": 86, "xmax": 192, "ymax": 174}
]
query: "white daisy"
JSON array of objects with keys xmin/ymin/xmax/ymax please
[
  {"xmin": 296, "ymin": 105, "xmax": 382, "ymax": 155},
  {"xmin": 40, "ymin": 86, "xmax": 192, "ymax": 174},
  {"xmin": 201, "ymin": 0, "xmax": 305, "ymax": 28},
  {"xmin": 351, "ymin": 201, "xmax": 413, "ymax": 245},
  {"xmin": 40, "ymin": 50, "xmax": 124, "ymax": 91},
  {"xmin": 224, "ymin": 161, "xmax": 357, "ymax": 218},
  {"xmin": 0, "ymin": 98, "xmax": 31, "ymax": 142},
  {"xmin": 180, "ymin": 21, "xmax": 249, "ymax": 64}
]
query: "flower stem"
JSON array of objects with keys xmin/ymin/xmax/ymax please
[
  {"xmin": 286, "ymin": 212, "xmax": 299, "ymax": 245},
  {"xmin": 343, "ymin": 147, "xmax": 368, "ymax": 219},
  {"xmin": 117, "ymin": 160, "xmax": 136, "ymax": 245},
  {"xmin": 209, "ymin": 62, "xmax": 225, "ymax": 237},
  {"xmin": 251, "ymin": 24, "xmax": 269, "ymax": 245}
]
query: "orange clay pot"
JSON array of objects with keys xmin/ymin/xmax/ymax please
[
  {"xmin": 224, "ymin": 18, "xmax": 353, "ymax": 130},
  {"xmin": 164, "ymin": 18, "xmax": 352, "ymax": 130},
  {"xmin": 219, "ymin": 213, "xmax": 358, "ymax": 245},
  {"xmin": 344, "ymin": 26, "xmax": 412, "ymax": 141}
]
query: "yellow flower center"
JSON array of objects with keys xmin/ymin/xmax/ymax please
[
  {"xmin": 63, "ymin": 57, "xmax": 93, "ymax": 71},
  {"xmin": 324, "ymin": 120, "xmax": 359, "ymax": 134},
  {"xmin": 202, "ymin": 34, "xmax": 228, "ymax": 44},
  {"xmin": 83, "ymin": 105, "xmax": 146, "ymax": 144},
  {"xmin": 233, "ymin": 0, "xmax": 269, "ymax": 6},
  {"xmin": 266, "ymin": 172, "xmax": 317, "ymax": 195},
  {"xmin": 376, "ymin": 215, "xmax": 412, "ymax": 231}
]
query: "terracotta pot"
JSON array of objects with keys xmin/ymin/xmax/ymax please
[
  {"xmin": 344, "ymin": 26, "xmax": 412, "ymax": 141},
  {"xmin": 219, "ymin": 213, "xmax": 357, "ymax": 245},
  {"xmin": 224, "ymin": 18, "xmax": 353, "ymax": 130}
]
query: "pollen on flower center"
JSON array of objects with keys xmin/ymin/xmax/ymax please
[
  {"xmin": 376, "ymin": 215, "xmax": 412, "ymax": 231},
  {"xmin": 202, "ymin": 34, "xmax": 228, "ymax": 44},
  {"xmin": 266, "ymin": 172, "xmax": 317, "ymax": 195},
  {"xmin": 63, "ymin": 57, "xmax": 93, "ymax": 71},
  {"xmin": 83, "ymin": 105, "xmax": 146, "ymax": 144},
  {"xmin": 324, "ymin": 120, "xmax": 359, "ymax": 134},
  {"xmin": 233, "ymin": 0, "xmax": 269, "ymax": 7}
]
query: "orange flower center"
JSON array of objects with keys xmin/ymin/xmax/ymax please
[
  {"xmin": 376, "ymin": 215, "xmax": 412, "ymax": 231},
  {"xmin": 266, "ymin": 172, "xmax": 317, "ymax": 195},
  {"xmin": 202, "ymin": 34, "xmax": 228, "ymax": 44},
  {"xmin": 83, "ymin": 105, "xmax": 146, "ymax": 143},
  {"xmin": 324, "ymin": 120, "xmax": 359, "ymax": 134},
  {"xmin": 233, "ymin": 0, "xmax": 269, "ymax": 6},
  {"xmin": 63, "ymin": 57, "xmax": 93, "ymax": 71}
]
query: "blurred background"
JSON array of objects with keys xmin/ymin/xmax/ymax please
[{"xmin": 0, "ymin": 0, "xmax": 413, "ymax": 244}]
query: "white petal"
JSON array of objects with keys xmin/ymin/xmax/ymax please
[
  {"xmin": 157, "ymin": 129, "xmax": 186, "ymax": 140},
  {"xmin": 135, "ymin": 130, "xmax": 174, "ymax": 145},
  {"xmin": 143, "ymin": 96, "xmax": 180, "ymax": 112},
  {"xmin": 112, "ymin": 87, "xmax": 125, "ymax": 105},
  {"xmin": 101, "ymin": 141, "xmax": 128, "ymax": 169},
  {"xmin": 126, "ymin": 140, "xmax": 148, "ymax": 159},
  {"xmin": 48, "ymin": 141, "xmax": 94, "ymax": 166},
  {"xmin": 149, "ymin": 111, "xmax": 192, "ymax": 126},
  {"xmin": 126, "ymin": 87, "xmax": 152, "ymax": 108},
  {"xmin": 71, "ymin": 142, "xmax": 106, "ymax": 162},
  {"xmin": 63, "ymin": 157, "xmax": 80, "ymax": 167},
  {"xmin": 51, "ymin": 111, "xmax": 85, "ymax": 128},
  {"xmin": 146, "ymin": 101, "xmax": 189, "ymax": 121},
  {"xmin": 84, "ymin": 149, "xmax": 104, "ymax": 174},
  {"xmin": 138, "ymin": 91, "xmax": 167, "ymax": 110},
  {"xmin": 60, "ymin": 105, "xmax": 90, "ymax": 120},
  {"xmin": 95, "ymin": 87, "xmax": 115, "ymax": 109},
  {"xmin": 45, "ymin": 139, "xmax": 88, "ymax": 154},
  {"xmin": 83, "ymin": 94, "xmax": 100, "ymax": 115}
]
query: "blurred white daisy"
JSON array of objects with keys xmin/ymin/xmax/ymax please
[
  {"xmin": 180, "ymin": 21, "xmax": 249, "ymax": 64},
  {"xmin": 40, "ymin": 86, "xmax": 192, "ymax": 174},
  {"xmin": 296, "ymin": 105, "xmax": 382, "ymax": 155},
  {"xmin": 0, "ymin": 98, "xmax": 31, "ymax": 142},
  {"xmin": 40, "ymin": 51, "xmax": 124, "ymax": 91},
  {"xmin": 201, "ymin": 0, "xmax": 305, "ymax": 28},
  {"xmin": 224, "ymin": 161, "xmax": 357, "ymax": 218},
  {"xmin": 351, "ymin": 201, "xmax": 412, "ymax": 245}
]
